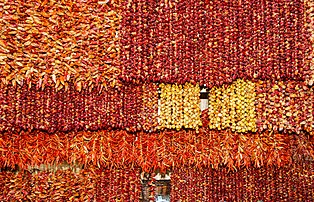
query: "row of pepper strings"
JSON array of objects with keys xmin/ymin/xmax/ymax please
[
  {"xmin": 0, "ymin": 160, "xmax": 313, "ymax": 201},
  {"xmin": 0, "ymin": 0, "xmax": 123, "ymax": 90},
  {"xmin": 1, "ymin": 0, "xmax": 312, "ymax": 91},
  {"xmin": 0, "ymin": 79, "xmax": 313, "ymax": 133},
  {"xmin": 171, "ymin": 161, "xmax": 314, "ymax": 201},
  {"xmin": 120, "ymin": 0, "xmax": 311, "ymax": 87},
  {"xmin": 0, "ymin": 167, "xmax": 143, "ymax": 202},
  {"xmin": 0, "ymin": 129, "xmax": 313, "ymax": 171}
]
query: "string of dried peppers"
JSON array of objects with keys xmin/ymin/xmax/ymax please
[
  {"xmin": 171, "ymin": 162, "xmax": 314, "ymax": 201},
  {"xmin": 305, "ymin": 0, "xmax": 314, "ymax": 86},
  {"xmin": 1, "ymin": 80, "xmax": 314, "ymax": 133},
  {"xmin": 208, "ymin": 79, "xmax": 257, "ymax": 132},
  {"xmin": 255, "ymin": 80, "xmax": 314, "ymax": 133},
  {"xmin": 159, "ymin": 83, "xmax": 202, "ymax": 131}
]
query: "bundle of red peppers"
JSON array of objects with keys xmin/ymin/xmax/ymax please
[
  {"xmin": 256, "ymin": 80, "xmax": 314, "ymax": 133},
  {"xmin": 0, "ymin": 0, "xmax": 122, "ymax": 91},
  {"xmin": 305, "ymin": 0, "xmax": 314, "ymax": 86},
  {"xmin": 171, "ymin": 161, "xmax": 314, "ymax": 201},
  {"xmin": 0, "ymin": 128, "xmax": 313, "ymax": 172},
  {"xmin": 0, "ymin": 83, "xmax": 158, "ymax": 133},
  {"xmin": 1, "ymin": 80, "xmax": 313, "ymax": 134},
  {"xmin": 0, "ymin": 167, "xmax": 142, "ymax": 202},
  {"xmin": 0, "ymin": 0, "xmax": 314, "ymax": 200},
  {"xmin": 120, "ymin": 0, "xmax": 310, "ymax": 87}
]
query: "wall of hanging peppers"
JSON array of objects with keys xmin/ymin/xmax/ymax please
[
  {"xmin": 0, "ymin": 167, "xmax": 143, "ymax": 201},
  {"xmin": 120, "ymin": 0, "xmax": 311, "ymax": 87},
  {"xmin": 0, "ymin": 83, "xmax": 159, "ymax": 133},
  {"xmin": 171, "ymin": 161, "xmax": 314, "ymax": 201},
  {"xmin": 0, "ymin": 128, "xmax": 313, "ymax": 171},
  {"xmin": 0, "ymin": 0, "xmax": 314, "ymax": 201},
  {"xmin": 1, "ymin": 79, "xmax": 313, "ymax": 134}
]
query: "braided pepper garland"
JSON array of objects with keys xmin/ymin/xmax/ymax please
[{"xmin": 255, "ymin": 80, "xmax": 314, "ymax": 133}]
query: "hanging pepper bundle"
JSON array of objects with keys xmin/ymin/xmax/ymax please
[
  {"xmin": 171, "ymin": 162, "xmax": 314, "ymax": 201},
  {"xmin": 159, "ymin": 83, "xmax": 173, "ymax": 129},
  {"xmin": 120, "ymin": 0, "xmax": 309, "ymax": 87},
  {"xmin": 96, "ymin": 168, "xmax": 142, "ymax": 202},
  {"xmin": 159, "ymin": 83, "xmax": 202, "ymax": 131},
  {"xmin": 183, "ymin": 83, "xmax": 202, "ymax": 131},
  {"xmin": 0, "ymin": 0, "xmax": 121, "ymax": 91},
  {"xmin": 255, "ymin": 81, "xmax": 314, "ymax": 133},
  {"xmin": 141, "ymin": 83, "xmax": 159, "ymax": 132},
  {"xmin": 0, "ymin": 83, "xmax": 158, "ymax": 133},
  {"xmin": 121, "ymin": 82, "xmax": 159, "ymax": 132},
  {"xmin": 0, "ymin": 167, "xmax": 142, "ymax": 201},
  {"xmin": 0, "ymin": 128, "xmax": 313, "ymax": 172},
  {"xmin": 305, "ymin": 0, "xmax": 314, "ymax": 86},
  {"xmin": 208, "ymin": 79, "xmax": 256, "ymax": 133},
  {"xmin": 171, "ymin": 84, "xmax": 184, "ymax": 130}
]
